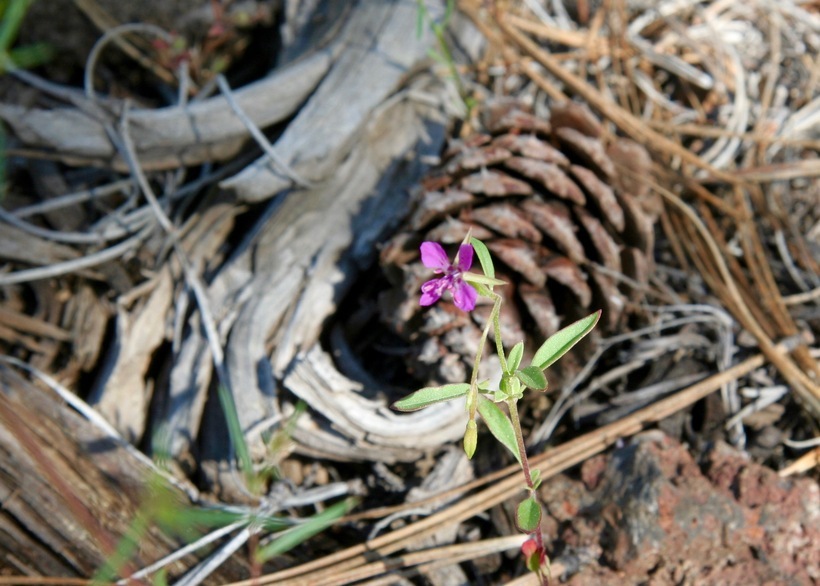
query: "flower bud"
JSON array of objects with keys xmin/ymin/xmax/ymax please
[
  {"xmin": 521, "ymin": 537, "xmax": 548, "ymax": 575},
  {"xmin": 463, "ymin": 419, "xmax": 478, "ymax": 459}
]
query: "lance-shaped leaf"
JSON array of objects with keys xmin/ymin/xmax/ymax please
[
  {"xmin": 392, "ymin": 383, "xmax": 470, "ymax": 412},
  {"xmin": 516, "ymin": 496, "xmax": 542, "ymax": 532},
  {"xmin": 516, "ymin": 365, "xmax": 548, "ymax": 391},
  {"xmin": 470, "ymin": 236, "xmax": 495, "ymax": 279},
  {"xmin": 507, "ymin": 341, "xmax": 524, "ymax": 374},
  {"xmin": 477, "ymin": 395, "xmax": 521, "ymax": 464},
  {"xmin": 531, "ymin": 310, "xmax": 601, "ymax": 370},
  {"xmin": 462, "ymin": 272, "xmax": 507, "ymax": 287}
]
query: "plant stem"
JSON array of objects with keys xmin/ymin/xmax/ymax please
[
  {"xmin": 468, "ymin": 293, "xmax": 504, "ymax": 421},
  {"xmin": 507, "ymin": 397, "xmax": 546, "ymax": 563},
  {"xmin": 491, "ymin": 291, "xmax": 507, "ymax": 371}
]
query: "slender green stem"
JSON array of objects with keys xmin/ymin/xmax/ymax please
[
  {"xmin": 491, "ymin": 292, "xmax": 507, "ymax": 371},
  {"xmin": 468, "ymin": 293, "xmax": 504, "ymax": 421},
  {"xmin": 507, "ymin": 397, "xmax": 546, "ymax": 565}
]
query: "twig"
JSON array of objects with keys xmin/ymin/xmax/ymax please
[
  {"xmin": 114, "ymin": 104, "xmax": 244, "ymax": 475},
  {"xmin": 83, "ymin": 22, "xmax": 179, "ymax": 101},
  {"xmin": 724, "ymin": 385, "xmax": 788, "ymax": 429},
  {"xmin": 174, "ymin": 526, "xmax": 253, "ymax": 586},
  {"xmin": 0, "ymin": 224, "xmax": 151, "ymax": 286},
  {"xmin": 120, "ymin": 521, "xmax": 247, "ymax": 584},
  {"xmin": 215, "ymin": 74, "xmax": 315, "ymax": 189},
  {"xmin": 783, "ymin": 286, "xmax": 820, "ymax": 306},
  {"xmin": 0, "ymin": 205, "xmax": 145, "ymax": 244},
  {"xmin": 628, "ymin": 170, "xmax": 820, "ymax": 416},
  {"xmin": 778, "ymin": 446, "xmax": 820, "ymax": 477},
  {"xmin": 11, "ymin": 178, "xmax": 134, "ymax": 218}
]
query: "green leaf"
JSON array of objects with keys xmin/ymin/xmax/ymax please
[
  {"xmin": 470, "ymin": 237, "xmax": 495, "ymax": 279},
  {"xmin": 477, "ymin": 395, "xmax": 520, "ymax": 464},
  {"xmin": 255, "ymin": 498, "xmax": 357, "ymax": 562},
  {"xmin": 531, "ymin": 310, "xmax": 601, "ymax": 370},
  {"xmin": 472, "ymin": 282, "xmax": 493, "ymax": 298},
  {"xmin": 516, "ymin": 497, "xmax": 542, "ymax": 532},
  {"xmin": 530, "ymin": 468, "xmax": 542, "ymax": 490},
  {"xmin": 462, "ymin": 272, "xmax": 507, "ymax": 287},
  {"xmin": 507, "ymin": 341, "xmax": 524, "ymax": 374},
  {"xmin": 516, "ymin": 366, "xmax": 548, "ymax": 391},
  {"xmin": 392, "ymin": 383, "xmax": 470, "ymax": 412}
]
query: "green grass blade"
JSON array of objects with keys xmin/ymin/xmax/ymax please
[
  {"xmin": 216, "ymin": 384, "xmax": 254, "ymax": 487},
  {"xmin": 0, "ymin": 0, "xmax": 32, "ymax": 51},
  {"xmin": 254, "ymin": 498, "xmax": 358, "ymax": 562}
]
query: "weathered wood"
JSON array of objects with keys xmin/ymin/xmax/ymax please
[
  {"xmin": 159, "ymin": 1, "xmax": 485, "ymax": 468},
  {"xmin": 220, "ymin": 0, "xmax": 451, "ymax": 202},
  {"xmin": 0, "ymin": 49, "xmax": 332, "ymax": 170},
  {"xmin": 89, "ymin": 202, "xmax": 239, "ymax": 445},
  {"xmin": 0, "ymin": 366, "xmax": 247, "ymax": 581},
  {"xmin": 0, "ymin": 224, "xmax": 79, "ymax": 266},
  {"xmin": 183, "ymin": 87, "xmax": 468, "ymax": 469}
]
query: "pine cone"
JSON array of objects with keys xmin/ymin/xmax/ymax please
[{"xmin": 379, "ymin": 99, "xmax": 659, "ymax": 387}]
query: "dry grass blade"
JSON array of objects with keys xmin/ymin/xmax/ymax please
[
  {"xmin": 643, "ymin": 173, "xmax": 820, "ymax": 416},
  {"xmin": 307, "ymin": 535, "xmax": 526, "ymax": 586},
  {"xmin": 74, "ymin": 0, "xmax": 181, "ymax": 90},
  {"xmin": 459, "ymin": 0, "xmax": 820, "ymax": 419},
  {"xmin": 482, "ymin": 5, "xmax": 738, "ymax": 183},
  {"xmin": 778, "ymin": 446, "xmax": 820, "ymax": 477}
]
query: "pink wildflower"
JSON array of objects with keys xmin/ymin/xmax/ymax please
[{"xmin": 419, "ymin": 242, "xmax": 477, "ymax": 312}]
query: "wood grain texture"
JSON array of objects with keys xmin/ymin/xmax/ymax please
[
  {"xmin": 0, "ymin": 49, "xmax": 332, "ymax": 170},
  {"xmin": 220, "ymin": 0, "xmax": 447, "ymax": 202},
  {"xmin": 0, "ymin": 366, "xmax": 247, "ymax": 581}
]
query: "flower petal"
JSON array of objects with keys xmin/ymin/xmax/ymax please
[
  {"xmin": 420, "ymin": 278, "xmax": 445, "ymax": 306},
  {"xmin": 452, "ymin": 280, "xmax": 477, "ymax": 312},
  {"xmin": 420, "ymin": 242, "xmax": 450, "ymax": 272},
  {"xmin": 456, "ymin": 244, "xmax": 474, "ymax": 272}
]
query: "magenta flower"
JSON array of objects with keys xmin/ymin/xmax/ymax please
[{"xmin": 419, "ymin": 242, "xmax": 477, "ymax": 312}]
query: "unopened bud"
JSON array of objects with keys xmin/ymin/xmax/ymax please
[
  {"xmin": 463, "ymin": 419, "xmax": 478, "ymax": 459},
  {"xmin": 521, "ymin": 538, "xmax": 549, "ymax": 577}
]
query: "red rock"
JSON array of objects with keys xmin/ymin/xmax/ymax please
[{"xmin": 537, "ymin": 434, "xmax": 819, "ymax": 584}]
